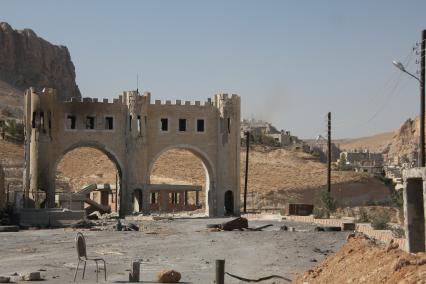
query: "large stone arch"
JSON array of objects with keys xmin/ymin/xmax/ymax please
[
  {"xmin": 146, "ymin": 144, "xmax": 216, "ymax": 215},
  {"xmin": 51, "ymin": 141, "xmax": 125, "ymax": 215}
]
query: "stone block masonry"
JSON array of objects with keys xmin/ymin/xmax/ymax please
[{"xmin": 23, "ymin": 88, "xmax": 241, "ymax": 217}]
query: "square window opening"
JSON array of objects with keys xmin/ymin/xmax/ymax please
[
  {"xmin": 197, "ymin": 119, "xmax": 205, "ymax": 132},
  {"xmin": 161, "ymin": 118, "xmax": 168, "ymax": 131},
  {"xmin": 179, "ymin": 119, "xmax": 187, "ymax": 132},
  {"xmin": 67, "ymin": 115, "xmax": 76, "ymax": 129},
  {"xmin": 86, "ymin": 116, "xmax": 95, "ymax": 129},
  {"xmin": 105, "ymin": 117, "xmax": 113, "ymax": 130}
]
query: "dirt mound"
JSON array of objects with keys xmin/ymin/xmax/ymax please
[{"xmin": 293, "ymin": 235, "xmax": 426, "ymax": 284}]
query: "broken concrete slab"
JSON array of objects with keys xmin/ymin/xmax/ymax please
[
  {"xmin": 342, "ymin": 222, "xmax": 356, "ymax": 231},
  {"xmin": 17, "ymin": 272, "xmax": 42, "ymax": 281}
]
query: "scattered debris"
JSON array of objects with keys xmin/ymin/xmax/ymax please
[
  {"xmin": 386, "ymin": 239, "xmax": 399, "ymax": 252},
  {"xmin": 245, "ymin": 224, "xmax": 273, "ymax": 231},
  {"xmin": 0, "ymin": 225, "xmax": 19, "ymax": 232},
  {"xmin": 393, "ymin": 258, "xmax": 410, "ymax": 271},
  {"xmin": 116, "ymin": 219, "xmax": 123, "ymax": 231},
  {"xmin": 87, "ymin": 211, "xmax": 101, "ymax": 220},
  {"xmin": 71, "ymin": 219, "xmax": 95, "ymax": 229},
  {"xmin": 157, "ymin": 269, "xmax": 181, "ymax": 283},
  {"xmin": 115, "ymin": 220, "xmax": 139, "ymax": 231},
  {"xmin": 313, "ymin": 247, "xmax": 333, "ymax": 255},
  {"xmin": 128, "ymin": 223, "xmax": 140, "ymax": 231},
  {"xmin": 225, "ymin": 272, "xmax": 291, "ymax": 282},
  {"xmin": 0, "ymin": 276, "xmax": 10, "ymax": 283},
  {"xmin": 280, "ymin": 225, "xmax": 288, "ymax": 231},
  {"xmin": 207, "ymin": 217, "xmax": 251, "ymax": 231},
  {"xmin": 346, "ymin": 233, "xmax": 356, "ymax": 240},
  {"xmin": 18, "ymin": 272, "xmax": 42, "ymax": 281}
]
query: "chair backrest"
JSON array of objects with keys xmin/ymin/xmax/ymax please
[{"xmin": 75, "ymin": 232, "xmax": 87, "ymax": 260}]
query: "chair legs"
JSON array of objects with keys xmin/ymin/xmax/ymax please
[
  {"xmin": 73, "ymin": 260, "xmax": 81, "ymax": 282},
  {"xmin": 95, "ymin": 261, "xmax": 99, "ymax": 282},
  {"xmin": 82, "ymin": 261, "xmax": 87, "ymax": 279},
  {"xmin": 74, "ymin": 259, "xmax": 106, "ymax": 282}
]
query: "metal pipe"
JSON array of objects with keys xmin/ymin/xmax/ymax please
[
  {"xmin": 215, "ymin": 259, "xmax": 225, "ymax": 284},
  {"xmin": 243, "ymin": 131, "xmax": 250, "ymax": 213}
]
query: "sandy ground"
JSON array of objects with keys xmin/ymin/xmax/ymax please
[
  {"xmin": 0, "ymin": 217, "xmax": 347, "ymax": 283},
  {"xmin": 333, "ymin": 131, "xmax": 395, "ymax": 152}
]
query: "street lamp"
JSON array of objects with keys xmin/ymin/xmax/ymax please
[
  {"xmin": 392, "ymin": 61, "xmax": 421, "ymax": 82},
  {"xmin": 393, "ymin": 30, "xmax": 425, "ymax": 167}
]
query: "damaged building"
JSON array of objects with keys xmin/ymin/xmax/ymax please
[{"xmin": 23, "ymin": 88, "xmax": 241, "ymax": 217}]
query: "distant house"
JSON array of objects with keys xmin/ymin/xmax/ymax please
[
  {"xmin": 240, "ymin": 119, "xmax": 301, "ymax": 148},
  {"xmin": 339, "ymin": 150, "xmax": 384, "ymax": 176}
]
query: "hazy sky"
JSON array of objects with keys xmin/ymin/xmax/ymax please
[{"xmin": 2, "ymin": 1, "xmax": 426, "ymax": 138}]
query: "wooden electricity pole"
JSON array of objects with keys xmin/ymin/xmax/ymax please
[
  {"xmin": 420, "ymin": 30, "xmax": 426, "ymax": 167},
  {"xmin": 243, "ymin": 131, "xmax": 250, "ymax": 213},
  {"xmin": 327, "ymin": 112, "xmax": 331, "ymax": 193}
]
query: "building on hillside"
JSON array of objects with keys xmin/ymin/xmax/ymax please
[
  {"xmin": 240, "ymin": 118, "xmax": 279, "ymax": 136},
  {"xmin": 240, "ymin": 119, "xmax": 301, "ymax": 147},
  {"xmin": 339, "ymin": 150, "xmax": 384, "ymax": 176}
]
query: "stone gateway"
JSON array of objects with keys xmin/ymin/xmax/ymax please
[{"xmin": 23, "ymin": 88, "xmax": 240, "ymax": 217}]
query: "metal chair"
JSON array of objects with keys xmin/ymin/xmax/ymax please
[{"xmin": 73, "ymin": 232, "xmax": 107, "ymax": 282}]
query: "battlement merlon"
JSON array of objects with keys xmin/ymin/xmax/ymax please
[{"xmin": 24, "ymin": 88, "xmax": 240, "ymax": 113}]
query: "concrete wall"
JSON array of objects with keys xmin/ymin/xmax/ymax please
[
  {"xmin": 23, "ymin": 88, "xmax": 241, "ymax": 217},
  {"xmin": 402, "ymin": 168, "xmax": 426, "ymax": 253}
]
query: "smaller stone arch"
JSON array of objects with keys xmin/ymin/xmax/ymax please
[{"xmin": 146, "ymin": 144, "xmax": 216, "ymax": 215}]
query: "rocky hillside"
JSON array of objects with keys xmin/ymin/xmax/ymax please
[
  {"xmin": 384, "ymin": 116, "xmax": 421, "ymax": 165},
  {"xmin": 336, "ymin": 116, "xmax": 425, "ymax": 166},
  {"xmin": 0, "ymin": 22, "xmax": 81, "ymax": 119}
]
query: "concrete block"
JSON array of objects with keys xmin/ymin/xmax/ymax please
[{"xmin": 341, "ymin": 222, "xmax": 356, "ymax": 231}]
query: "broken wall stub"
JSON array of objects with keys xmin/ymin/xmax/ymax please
[
  {"xmin": 402, "ymin": 168, "xmax": 426, "ymax": 252},
  {"xmin": 0, "ymin": 163, "xmax": 4, "ymax": 209},
  {"xmin": 23, "ymin": 88, "xmax": 241, "ymax": 217}
]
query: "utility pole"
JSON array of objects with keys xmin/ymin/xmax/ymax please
[
  {"xmin": 420, "ymin": 30, "xmax": 426, "ymax": 167},
  {"xmin": 243, "ymin": 131, "xmax": 250, "ymax": 213},
  {"xmin": 327, "ymin": 112, "xmax": 331, "ymax": 193}
]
